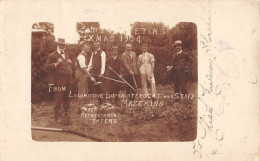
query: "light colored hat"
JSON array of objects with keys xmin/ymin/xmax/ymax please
[
  {"xmin": 56, "ymin": 38, "xmax": 66, "ymax": 45},
  {"xmin": 174, "ymin": 40, "xmax": 183, "ymax": 46},
  {"xmin": 111, "ymin": 46, "xmax": 118, "ymax": 50}
]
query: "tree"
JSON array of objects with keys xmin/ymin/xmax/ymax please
[{"xmin": 31, "ymin": 22, "xmax": 55, "ymax": 103}]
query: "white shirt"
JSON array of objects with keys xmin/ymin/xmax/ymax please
[
  {"xmin": 87, "ymin": 48, "xmax": 106, "ymax": 75},
  {"xmin": 113, "ymin": 55, "xmax": 118, "ymax": 60},
  {"xmin": 177, "ymin": 50, "xmax": 182, "ymax": 56},
  {"xmin": 77, "ymin": 51, "xmax": 87, "ymax": 68},
  {"xmin": 57, "ymin": 49, "xmax": 65, "ymax": 59}
]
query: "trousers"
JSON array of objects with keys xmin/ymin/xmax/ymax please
[
  {"xmin": 124, "ymin": 74, "xmax": 137, "ymax": 100},
  {"xmin": 140, "ymin": 64, "xmax": 156, "ymax": 98},
  {"xmin": 54, "ymin": 73, "xmax": 72, "ymax": 117},
  {"xmin": 76, "ymin": 70, "xmax": 88, "ymax": 108},
  {"xmin": 173, "ymin": 70, "xmax": 187, "ymax": 96}
]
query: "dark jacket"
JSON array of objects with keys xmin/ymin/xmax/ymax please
[
  {"xmin": 171, "ymin": 51, "xmax": 192, "ymax": 72},
  {"xmin": 121, "ymin": 51, "xmax": 138, "ymax": 76},
  {"xmin": 45, "ymin": 50, "xmax": 72, "ymax": 84},
  {"xmin": 105, "ymin": 55, "xmax": 122, "ymax": 78}
]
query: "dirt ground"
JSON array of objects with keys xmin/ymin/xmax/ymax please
[
  {"xmin": 32, "ymin": 130, "xmax": 94, "ymax": 141},
  {"xmin": 31, "ymin": 82, "xmax": 197, "ymax": 142}
]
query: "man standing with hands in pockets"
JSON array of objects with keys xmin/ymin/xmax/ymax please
[{"xmin": 45, "ymin": 38, "xmax": 72, "ymax": 125}]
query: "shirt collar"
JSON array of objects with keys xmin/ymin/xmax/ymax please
[
  {"xmin": 57, "ymin": 49, "xmax": 64, "ymax": 54},
  {"xmin": 177, "ymin": 50, "xmax": 182, "ymax": 56},
  {"xmin": 94, "ymin": 48, "xmax": 100, "ymax": 53},
  {"xmin": 113, "ymin": 55, "xmax": 117, "ymax": 59}
]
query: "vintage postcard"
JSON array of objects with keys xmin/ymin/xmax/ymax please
[
  {"xmin": 0, "ymin": 0, "xmax": 259, "ymax": 161},
  {"xmin": 31, "ymin": 21, "xmax": 198, "ymax": 142}
]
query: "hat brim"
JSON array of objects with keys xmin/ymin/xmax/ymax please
[
  {"xmin": 174, "ymin": 43, "xmax": 183, "ymax": 47},
  {"xmin": 56, "ymin": 42, "xmax": 67, "ymax": 45}
]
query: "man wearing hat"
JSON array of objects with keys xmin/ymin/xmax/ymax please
[
  {"xmin": 105, "ymin": 46, "xmax": 122, "ymax": 104},
  {"xmin": 167, "ymin": 40, "xmax": 192, "ymax": 101},
  {"xmin": 45, "ymin": 38, "xmax": 72, "ymax": 124}
]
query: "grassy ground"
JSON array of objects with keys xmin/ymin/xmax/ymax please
[{"xmin": 31, "ymin": 82, "xmax": 197, "ymax": 142}]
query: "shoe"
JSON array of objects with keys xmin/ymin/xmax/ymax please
[{"xmin": 54, "ymin": 112, "xmax": 61, "ymax": 122}]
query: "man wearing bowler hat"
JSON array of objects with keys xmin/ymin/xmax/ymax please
[
  {"xmin": 168, "ymin": 40, "xmax": 192, "ymax": 101},
  {"xmin": 45, "ymin": 38, "xmax": 72, "ymax": 125}
]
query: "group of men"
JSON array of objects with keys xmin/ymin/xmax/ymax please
[{"xmin": 45, "ymin": 38, "xmax": 192, "ymax": 124}]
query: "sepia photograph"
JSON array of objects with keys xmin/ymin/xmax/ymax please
[
  {"xmin": 1, "ymin": 0, "xmax": 259, "ymax": 160},
  {"xmin": 31, "ymin": 21, "xmax": 198, "ymax": 141}
]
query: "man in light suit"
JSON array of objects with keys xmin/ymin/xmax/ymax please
[
  {"xmin": 121, "ymin": 43, "xmax": 138, "ymax": 100},
  {"xmin": 45, "ymin": 38, "xmax": 72, "ymax": 125}
]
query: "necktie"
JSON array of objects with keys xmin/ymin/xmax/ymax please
[{"xmin": 61, "ymin": 52, "xmax": 65, "ymax": 59}]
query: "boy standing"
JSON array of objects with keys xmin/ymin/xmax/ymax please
[{"xmin": 137, "ymin": 43, "xmax": 156, "ymax": 99}]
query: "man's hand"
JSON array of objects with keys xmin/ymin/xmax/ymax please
[
  {"xmin": 130, "ymin": 70, "xmax": 134, "ymax": 75},
  {"xmin": 166, "ymin": 65, "xmax": 173, "ymax": 72},
  {"xmin": 119, "ymin": 75, "xmax": 123, "ymax": 79},
  {"xmin": 90, "ymin": 76, "xmax": 96, "ymax": 83},
  {"xmin": 55, "ymin": 58, "xmax": 63, "ymax": 67},
  {"xmin": 148, "ymin": 73, "xmax": 153, "ymax": 80},
  {"xmin": 67, "ymin": 59, "xmax": 72, "ymax": 64}
]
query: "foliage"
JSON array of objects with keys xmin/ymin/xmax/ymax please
[
  {"xmin": 31, "ymin": 22, "xmax": 55, "ymax": 103},
  {"xmin": 32, "ymin": 22, "xmax": 197, "ymax": 103}
]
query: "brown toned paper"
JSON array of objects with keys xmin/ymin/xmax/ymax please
[{"xmin": 0, "ymin": 0, "xmax": 259, "ymax": 161}]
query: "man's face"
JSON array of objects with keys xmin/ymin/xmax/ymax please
[
  {"xmin": 112, "ymin": 49, "xmax": 118, "ymax": 56},
  {"xmin": 83, "ymin": 45, "xmax": 90, "ymax": 53},
  {"xmin": 58, "ymin": 44, "xmax": 65, "ymax": 52},
  {"xmin": 94, "ymin": 42, "xmax": 100, "ymax": 51},
  {"xmin": 142, "ymin": 45, "xmax": 148, "ymax": 53},
  {"xmin": 175, "ymin": 45, "xmax": 182, "ymax": 53},
  {"xmin": 126, "ymin": 44, "xmax": 132, "ymax": 52}
]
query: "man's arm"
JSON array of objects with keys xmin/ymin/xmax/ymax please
[
  {"xmin": 132, "ymin": 52, "xmax": 138, "ymax": 74},
  {"xmin": 87, "ymin": 52, "xmax": 93, "ymax": 72},
  {"xmin": 45, "ymin": 53, "xmax": 62, "ymax": 71},
  {"xmin": 137, "ymin": 55, "xmax": 141, "ymax": 70},
  {"xmin": 121, "ymin": 53, "xmax": 132, "ymax": 74},
  {"xmin": 100, "ymin": 51, "xmax": 106, "ymax": 75},
  {"xmin": 150, "ymin": 54, "xmax": 155, "ymax": 74},
  {"xmin": 78, "ymin": 54, "xmax": 95, "ymax": 81}
]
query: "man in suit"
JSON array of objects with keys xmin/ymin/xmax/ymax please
[
  {"xmin": 87, "ymin": 41, "xmax": 106, "ymax": 105},
  {"xmin": 167, "ymin": 40, "xmax": 192, "ymax": 101},
  {"xmin": 106, "ymin": 46, "xmax": 122, "ymax": 104},
  {"xmin": 75, "ymin": 43, "xmax": 95, "ymax": 112},
  {"xmin": 121, "ymin": 43, "xmax": 138, "ymax": 100},
  {"xmin": 45, "ymin": 38, "xmax": 72, "ymax": 125}
]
